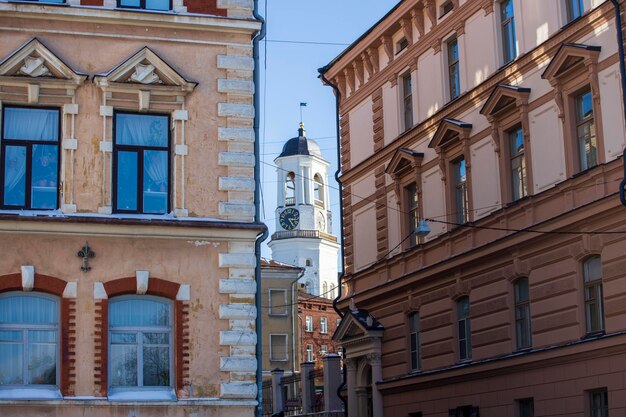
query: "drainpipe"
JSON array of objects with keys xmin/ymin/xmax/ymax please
[
  {"xmin": 252, "ymin": 2, "xmax": 267, "ymax": 417},
  {"xmin": 610, "ymin": 0, "xmax": 626, "ymax": 206},
  {"xmin": 318, "ymin": 65, "xmax": 348, "ymax": 415},
  {"xmin": 290, "ymin": 270, "xmax": 306, "ymax": 377}
]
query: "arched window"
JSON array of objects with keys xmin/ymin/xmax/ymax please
[
  {"xmin": 0, "ymin": 292, "xmax": 59, "ymax": 387},
  {"xmin": 305, "ymin": 259, "xmax": 312, "ymax": 267},
  {"xmin": 322, "ymin": 282, "xmax": 328, "ymax": 297},
  {"xmin": 313, "ymin": 174, "xmax": 324, "ymax": 207},
  {"xmin": 305, "ymin": 281, "xmax": 313, "ymax": 294},
  {"xmin": 456, "ymin": 296, "xmax": 471, "ymax": 361},
  {"xmin": 285, "ymin": 172, "xmax": 296, "ymax": 206},
  {"xmin": 109, "ymin": 296, "xmax": 173, "ymax": 391},
  {"xmin": 329, "ymin": 284, "xmax": 335, "ymax": 299},
  {"xmin": 514, "ymin": 278, "xmax": 531, "ymax": 350},
  {"xmin": 583, "ymin": 256, "xmax": 604, "ymax": 334}
]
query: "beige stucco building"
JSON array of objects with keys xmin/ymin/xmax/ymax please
[
  {"xmin": 321, "ymin": 0, "xmax": 626, "ymax": 416},
  {"xmin": 0, "ymin": 0, "xmax": 264, "ymax": 416}
]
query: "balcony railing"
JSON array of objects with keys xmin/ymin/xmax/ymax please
[{"xmin": 272, "ymin": 230, "xmax": 337, "ymax": 242}]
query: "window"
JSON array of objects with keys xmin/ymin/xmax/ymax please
[
  {"xmin": 457, "ymin": 296, "xmax": 471, "ymax": 361},
  {"xmin": 329, "ymin": 284, "xmax": 335, "ymax": 299},
  {"xmin": 589, "ymin": 389, "xmax": 608, "ymax": 417},
  {"xmin": 118, "ymin": 0, "xmax": 170, "ymax": 11},
  {"xmin": 509, "ymin": 127, "xmax": 527, "ymax": 201},
  {"xmin": 269, "ymin": 289, "xmax": 288, "ymax": 316},
  {"xmin": 113, "ymin": 113, "xmax": 169, "ymax": 214},
  {"xmin": 514, "ymin": 278, "xmax": 532, "ymax": 350},
  {"xmin": 583, "ymin": 256, "xmax": 604, "ymax": 334},
  {"xmin": 402, "ymin": 73, "xmax": 414, "ymax": 131},
  {"xmin": 305, "ymin": 315, "xmax": 313, "ymax": 332},
  {"xmin": 453, "ymin": 158, "xmax": 468, "ymax": 224},
  {"xmin": 285, "ymin": 172, "xmax": 296, "ymax": 206},
  {"xmin": 320, "ymin": 317, "xmax": 328, "ymax": 334},
  {"xmin": 0, "ymin": 293, "xmax": 59, "ymax": 388},
  {"xmin": 305, "ymin": 259, "xmax": 312, "ymax": 267},
  {"xmin": 322, "ymin": 282, "xmax": 328, "ymax": 297},
  {"xmin": 320, "ymin": 345, "xmax": 327, "ymax": 356},
  {"xmin": 338, "ymin": 347, "xmax": 344, "ymax": 358},
  {"xmin": 447, "ymin": 37, "xmax": 460, "ymax": 100},
  {"xmin": 518, "ymin": 399, "xmax": 535, "ymax": 417},
  {"xmin": 406, "ymin": 183, "xmax": 419, "ymax": 247},
  {"xmin": 397, "ymin": 38, "xmax": 409, "ymax": 54},
  {"xmin": 108, "ymin": 296, "xmax": 173, "ymax": 391},
  {"xmin": 409, "ymin": 312, "xmax": 421, "ymax": 371},
  {"xmin": 336, "ymin": 318, "xmax": 341, "ymax": 327},
  {"xmin": 500, "ymin": 0, "xmax": 517, "ymax": 64},
  {"xmin": 314, "ymin": 174, "xmax": 324, "ymax": 207},
  {"xmin": 575, "ymin": 89, "xmax": 597, "ymax": 172},
  {"xmin": 306, "ymin": 344, "xmax": 313, "ymax": 362},
  {"xmin": 441, "ymin": 0, "xmax": 454, "ymax": 17},
  {"xmin": 1, "ymin": 107, "xmax": 60, "ymax": 210},
  {"xmin": 566, "ymin": 0, "xmax": 584, "ymax": 23},
  {"xmin": 449, "ymin": 406, "xmax": 479, "ymax": 417},
  {"xmin": 269, "ymin": 334, "xmax": 288, "ymax": 362}
]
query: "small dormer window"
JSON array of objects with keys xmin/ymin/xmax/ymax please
[
  {"xmin": 396, "ymin": 38, "xmax": 409, "ymax": 55},
  {"xmin": 440, "ymin": 0, "xmax": 454, "ymax": 18}
]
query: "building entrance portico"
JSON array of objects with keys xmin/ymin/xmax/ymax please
[{"xmin": 333, "ymin": 309, "xmax": 385, "ymax": 417}]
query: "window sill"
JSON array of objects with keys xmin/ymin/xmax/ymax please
[
  {"xmin": 0, "ymin": 387, "xmax": 62, "ymax": 401},
  {"xmin": 6, "ymin": 1, "xmax": 68, "ymax": 7},
  {"xmin": 108, "ymin": 389, "xmax": 176, "ymax": 402}
]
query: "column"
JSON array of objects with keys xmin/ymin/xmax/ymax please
[
  {"xmin": 346, "ymin": 358, "xmax": 358, "ymax": 417},
  {"xmin": 297, "ymin": 165, "xmax": 306, "ymax": 205},
  {"xmin": 368, "ymin": 353, "xmax": 384, "ymax": 417},
  {"xmin": 277, "ymin": 168, "xmax": 285, "ymax": 207},
  {"xmin": 301, "ymin": 361, "xmax": 315, "ymax": 413},
  {"xmin": 323, "ymin": 354, "xmax": 343, "ymax": 412},
  {"xmin": 271, "ymin": 368, "xmax": 284, "ymax": 414}
]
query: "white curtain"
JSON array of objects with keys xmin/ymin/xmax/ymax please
[
  {"xmin": 3, "ymin": 146, "xmax": 26, "ymax": 196},
  {"xmin": 144, "ymin": 150, "xmax": 168, "ymax": 187},
  {"xmin": 116, "ymin": 114, "xmax": 168, "ymax": 147},
  {"xmin": 3, "ymin": 108, "xmax": 58, "ymax": 141}
]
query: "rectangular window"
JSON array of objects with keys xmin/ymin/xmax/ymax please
[
  {"xmin": 584, "ymin": 256, "xmax": 604, "ymax": 334},
  {"xmin": 500, "ymin": 0, "xmax": 517, "ymax": 64},
  {"xmin": 336, "ymin": 318, "xmax": 341, "ymax": 327},
  {"xmin": 566, "ymin": 0, "xmax": 584, "ymax": 23},
  {"xmin": 1, "ymin": 107, "xmax": 60, "ymax": 210},
  {"xmin": 575, "ymin": 89, "xmax": 597, "ymax": 171},
  {"xmin": 441, "ymin": 0, "xmax": 454, "ymax": 17},
  {"xmin": 447, "ymin": 37, "xmax": 460, "ymax": 100},
  {"xmin": 269, "ymin": 289, "xmax": 288, "ymax": 316},
  {"xmin": 269, "ymin": 334, "xmax": 288, "ymax": 362},
  {"xmin": 320, "ymin": 345, "xmax": 327, "ymax": 356},
  {"xmin": 402, "ymin": 73, "xmax": 414, "ymax": 131},
  {"xmin": 306, "ymin": 344, "xmax": 313, "ymax": 362},
  {"xmin": 305, "ymin": 316, "xmax": 313, "ymax": 332},
  {"xmin": 397, "ymin": 38, "xmax": 409, "ymax": 54},
  {"xmin": 409, "ymin": 312, "xmax": 421, "ymax": 371},
  {"xmin": 118, "ymin": 0, "xmax": 170, "ymax": 11},
  {"xmin": 457, "ymin": 297, "xmax": 471, "ymax": 361},
  {"xmin": 114, "ymin": 113, "xmax": 170, "ymax": 214},
  {"xmin": 406, "ymin": 183, "xmax": 419, "ymax": 247},
  {"xmin": 589, "ymin": 389, "xmax": 609, "ymax": 417},
  {"xmin": 453, "ymin": 158, "xmax": 468, "ymax": 224},
  {"xmin": 449, "ymin": 406, "xmax": 478, "ymax": 417},
  {"xmin": 509, "ymin": 127, "xmax": 527, "ymax": 201},
  {"xmin": 518, "ymin": 398, "xmax": 535, "ymax": 417},
  {"xmin": 514, "ymin": 278, "xmax": 532, "ymax": 350},
  {"xmin": 320, "ymin": 317, "xmax": 328, "ymax": 334}
]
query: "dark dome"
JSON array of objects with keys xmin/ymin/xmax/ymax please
[{"xmin": 278, "ymin": 125, "xmax": 322, "ymax": 158}]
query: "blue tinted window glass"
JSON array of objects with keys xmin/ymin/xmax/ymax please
[
  {"xmin": 0, "ymin": 344, "xmax": 23, "ymax": 385},
  {"xmin": 3, "ymin": 146, "xmax": 27, "ymax": 207},
  {"xmin": 109, "ymin": 298, "xmax": 171, "ymax": 327},
  {"xmin": 115, "ymin": 114, "xmax": 168, "ymax": 147},
  {"xmin": 3, "ymin": 108, "xmax": 58, "ymax": 142},
  {"xmin": 116, "ymin": 151, "xmax": 138, "ymax": 211},
  {"xmin": 143, "ymin": 150, "xmax": 168, "ymax": 214},
  {"xmin": 31, "ymin": 145, "xmax": 58, "ymax": 209},
  {"xmin": 145, "ymin": 0, "xmax": 169, "ymax": 10},
  {"xmin": 119, "ymin": 0, "xmax": 140, "ymax": 7},
  {"xmin": 0, "ymin": 295, "xmax": 57, "ymax": 324}
]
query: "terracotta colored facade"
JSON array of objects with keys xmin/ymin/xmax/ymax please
[
  {"xmin": 322, "ymin": 0, "xmax": 626, "ymax": 416},
  {"xmin": 298, "ymin": 291, "xmax": 341, "ymax": 370},
  {"xmin": 0, "ymin": 0, "xmax": 263, "ymax": 416}
]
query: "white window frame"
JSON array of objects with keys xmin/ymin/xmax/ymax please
[
  {"xmin": 269, "ymin": 334, "xmax": 289, "ymax": 362},
  {"xmin": 268, "ymin": 289, "xmax": 288, "ymax": 317},
  {"xmin": 320, "ymin": 345, "xmax": 327, "ymax": 356},
  {"xmin": 320, "ymin": 317, "xmax": 328, "ymax": 334},
  {"xmin": 306, "ymin": 344, "xmax": 314, "ymax": 362},
  {"xmin": 305, "ymin": 315, "xmax": 313, "ymax": 332}
]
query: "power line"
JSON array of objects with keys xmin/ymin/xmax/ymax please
[{"xmin": 260, "ymin": 286, "xmax": 339, "ymax": 310}]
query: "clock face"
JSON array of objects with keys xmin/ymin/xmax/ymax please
[
  {"xmin": 279, "ymin": 208, "xmax": 300, "ymax": 230},
  {"xmin": 315, "ymin": 212, "xmax": 326, "ymax": 231}
]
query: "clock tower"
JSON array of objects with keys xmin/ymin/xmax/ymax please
[{"xmin": 268, "ymin": 124, "xmax": 340, "ymax": 298}]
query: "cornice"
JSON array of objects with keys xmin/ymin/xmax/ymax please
[
  {"xmin": 0, "ymin": 3, "xmax": 261, "ymax": 34},
  {"xmin": 338, "ymin": 2, "xmax": 614, "ymax": 184}
]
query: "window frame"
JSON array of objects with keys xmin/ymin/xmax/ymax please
[
  {"xmin": 508, "ymin": 125, "xmax": 528, "ymax": 201},
  {"xmin": 583, "ymin": 256, "xmax": 605, "ymax": 335},
  {"xmin": 0, "ymin": 105, "xmax": 61, "ymax": 211},
  {"xmin": 514, "ymin": 278, "xmax": 532, "ymax": 350},
  {"xmin": 107, "ymin": 295, "xmax": 175, "ymax": 393},
  {"xmin": 405, "ymin": 182, "xmax": 419, "ymax": 247},
  {"xmin": 285, "ymin": 172, "xmax": 296, "ymax": 206},
  {"xmin": 456, "ymin": 296, "xmax": 472, "ymax": 362},
  {"xmin": 401, "ymin": 72, "xmax": 414, "ymax": 132},
  {"xmin": 320, "ymin": 317, "xmax": 328, "ymax": 334},
  {"xmin": 440, "ymin": 0, "xmax": 454, "ymax": 18},
  {"xmin": 446, "ymin": 37, "xmax": 461, "ymax": 101},
  {"xmin": 116, "ymin": 0, "xmax": 172, "ymax": 12},
  {"xmin": 500, "ymin": 0, "xmax": 517, "ymax": 65},
  {"xmin": 269, "ymin": 333, "xmax": 289, "ymax": 362},
  {"xmin": 268, "ymin": 289, "xmax": 288, "ymax": 317},
  {"xmin": 0, "ymin": 291, "xmax": 60, "ymax": 391},
  {"xmin": 305, "ymin": 344, "xmax": 314, "ymax": 362},
  {"xmin": 408, "ymin": 311, "xmax": 421, "ymax": 372},
  {"xmin": 574, "ymin": 88, "xmax": 598, "ymax": 172},
  {"xmin": 452, "ymin": 157, "xmax": 468, "ymax": 225},
  {"xmin": 517, "ymin": 398, "xmax": 535, "ymax": 417},
  {"xmin": 313, "ymin": 173, "xmax": 324, "ymax": 208},
  {"xmin": 588, "ymin": 389, "xmax": 609, "ymax": 417},
  {"xmin": 305, "ymin": 315, "xmax": 313, "ymax": 332},
  {"xmin": 565, "ymin": 0, "xmax": 584, "ymax": 24},
  {"xmin": 112, "ymin": 110, "xmax": 172, "ymax": 215}
]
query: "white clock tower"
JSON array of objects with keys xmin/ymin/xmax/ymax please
[{"xmin": 268, "ymin": 124, "xmax": 339, "ymax": 298}]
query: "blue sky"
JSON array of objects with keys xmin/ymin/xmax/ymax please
[{"xmin": 259, "ymin": 0, "xmax": 399, "ymax": 260}]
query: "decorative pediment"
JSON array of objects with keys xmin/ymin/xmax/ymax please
[
  {"xmin": 480, "ymin": 84, "xmax": 531, "ymax": 118},
  {"xmin": 541, "ymin": 43, "xmax": 601, "ymax": 81},
  {"xmin": 428, "ymin": 118, "xmax": 472, "ymax": 149},
  {"xmin": 0, "ymin": 38, "xmax": 86, "ymax": 84},
  {"xmin": 94, "ymin": 47, "xmax": 197, "ymax": 93},
  {"xmin": 333, "ymin": 309, "xmax": 384, "ymax": 344},
  {"xmin": 385, "ymin": 148, "xmax": 424, "ymax": 176}
]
